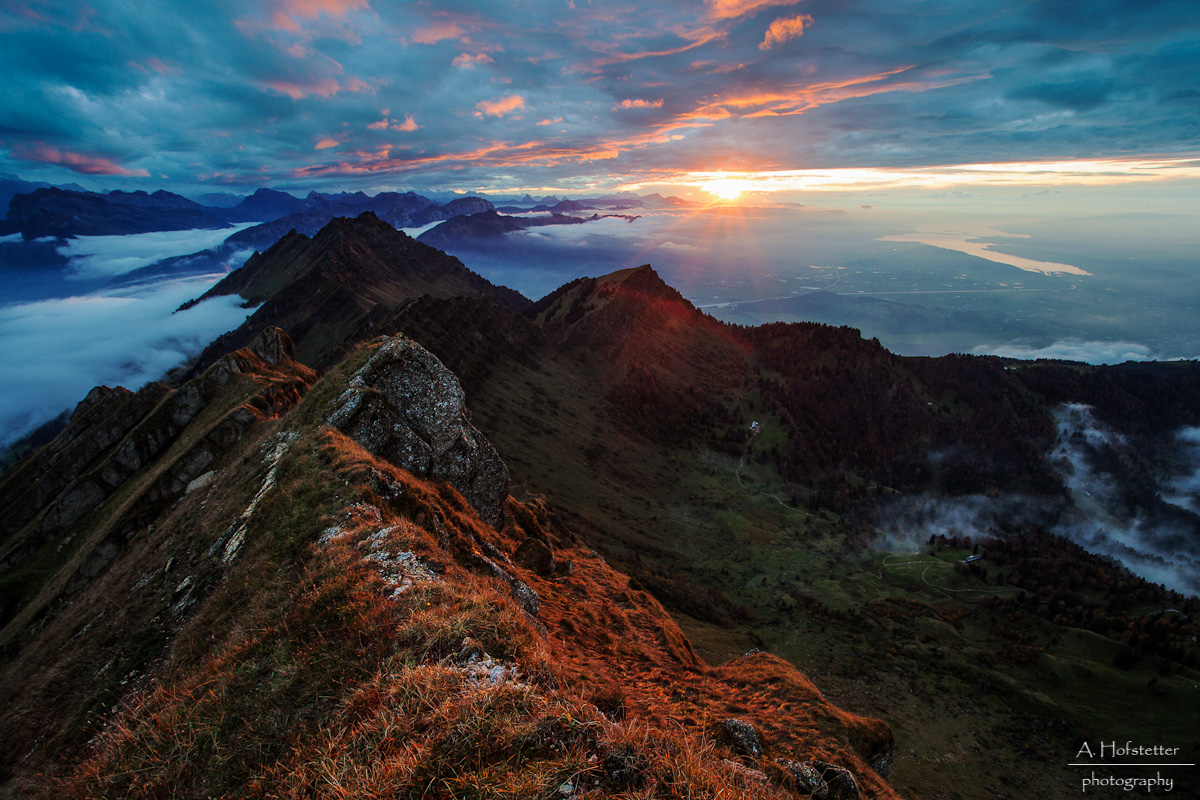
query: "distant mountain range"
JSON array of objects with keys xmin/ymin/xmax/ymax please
[{"xmin": 0, "ymin": 180, "xmax": 686, "ymax": 241}]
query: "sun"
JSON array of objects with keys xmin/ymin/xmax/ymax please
[{"xmin": 703, "ymin": 178, "xmax": 753, "ymax": 201}]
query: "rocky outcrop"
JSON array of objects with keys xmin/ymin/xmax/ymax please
[
  {"xmin": 328, "ymin": 336, "xmax": 510, "ymax": 529},
  {"xmin": 717, "ymin": 718, "xmax": 765, "ymax": 759}
]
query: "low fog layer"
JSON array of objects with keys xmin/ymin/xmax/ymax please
[
  {"xmin": 875, "ymin": 404, "xmax": 1200, "ymax": 597},
  {"xmin": 970, "ymin": 339, "xmax": 1186, "ymax": 365},
  {"xmin": 1164, "ymin": 428, "xmax": 1200, "ymax": 515},
  {"xmin": 0, "ymin": 277, "xmax": 251, "ymax": 449},
  {"xmin": 60, "ymin": 224, "xmax": 257, "ymax": 279}
]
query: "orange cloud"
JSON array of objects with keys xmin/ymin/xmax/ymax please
[
  {"xmin": 759, "ymin": 13, "xmax": 812, "ymax": 50},
  {"xmin": 315, "ymin": 138, "xmax": 340, "ymax": 149},
  {"xmin": 616, "ymin": 98, "xmax": 664, "ymax": 109},
  {"xmin": 475, "ymin": 94, "xmax": 525, "ymax": 117},
  {"xmin": 11, "ymin": 143, "xmax": 149, "ymax": 176},
  {"xmin": 395, "ymin": 115, "xmax": 419, "ymax": 131},
  {"xmin": 537, "ymin": 117, "xmax": 564, "ymax": 126},
  {"xmin": 452, "ymin": 52, "xmax": 494, "ymax": 68},
  {"xmin": 671, "ymin": 67, "xmax": 983, "ymax": 123},
  {"xmin": 707, "ymin": 0, "xmax": 796, "ymax": 21}
]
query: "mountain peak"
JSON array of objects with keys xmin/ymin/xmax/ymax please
[{"xmin": 188, "ymin": 213, "xmax": 529, "ymax": 369}]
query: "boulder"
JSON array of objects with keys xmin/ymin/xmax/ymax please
[
  {"xmin": 329, "ymin": 336, "xmax": 510, "ymax": 529},
  {"xmin": 717, "ymin": 718, "xmax": 764, "ymax": 759},
  {"xmin": 812, "ymin": 761, "xmax": 861, "ymax": 800}
]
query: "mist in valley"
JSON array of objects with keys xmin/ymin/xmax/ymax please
[{"xmin": 874, "ymin": 403, "xmax": 1200, "ymax": 597}]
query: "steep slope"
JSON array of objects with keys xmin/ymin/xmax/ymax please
[
  {"xmin": 0, "ymin": 328, "xmax": 316, "ymax": 636},
  {"xmin": 0, "ymin": 334, "xmax": 900, "ymax": 800},
  {"xmin": 185, "ymin": 212, "xmax": 530, "ymax": 369}
]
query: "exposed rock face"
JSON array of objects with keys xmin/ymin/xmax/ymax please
[
  {"xmin": 328, "ymin": 336, "xmax": 510, "ymax": 529},
  {"xmin": 861, "ymin": 727, "xmax": 895, "ymax": 778},
  {"xmin": 776, "ymin": 760, "xmax": 830, "ymax": 799},
  {"xmin": 813, "ymin": 761, "xmax": 862, "ymax": 800}
]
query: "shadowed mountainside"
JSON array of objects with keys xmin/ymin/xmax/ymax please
[{"xmin": 183, "ymin": 212, "xmax": 530, "ymax": 371}]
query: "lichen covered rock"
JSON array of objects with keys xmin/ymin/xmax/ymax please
[{"xmin": 328, "ymin": 336, "xmax": 510, "ymax": 529}]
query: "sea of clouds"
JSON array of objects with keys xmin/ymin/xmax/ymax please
[{"xmin": 0, "ymin": 230, "xmax": 256, "ymax": 450}]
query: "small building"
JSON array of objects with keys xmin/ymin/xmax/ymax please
[{"xmin": 961, "ymin": 554, "xmax": 984, "ymax": 564}]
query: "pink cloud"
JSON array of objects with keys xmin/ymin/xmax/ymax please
[
  {"xmin": 315, "ymin": 138, "xmax": 340, "ymax": 150},
  {"xmin": 475, "ymin": 94, "xmax": 525, "ymax": 117},
  {"xmin": 759, "ymin": 13, "xmax": 813, "ymax": 50},
  {"xmin": 615, "ymin": 98, "xmax": 664, "ymax": 110},
  {"xmin": 411, "ymin": 20, "xmax": 462, "ymax": 44},
  {"xmin": 146, "ymin": 57, "xmax": 175, "ymax": 75},
  {"xmin": 265, "ymin": 77, "xmax": 343, "ymax": 98},
  {"xmin": 11, "ymin": 142, "xmax": 149, "ymax": 176},
  {"xmin": 452, "ymin": 52, "xmax": 494, "ymax": 68},
  {"xmin": 367, "ymin": 113, "xmax": 419, "ymax": 131},
  {"xmin": 537, "ymin": 117, "xmax": 564, "ymax": 126},
  {"xmin": 235, "ymin": 0, "xmax": 368, "ymax": 39}
]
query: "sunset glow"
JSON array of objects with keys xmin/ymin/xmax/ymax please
[{"xmin": 687, "ymin": 157, "xmax": 1200, "ymax": 198}]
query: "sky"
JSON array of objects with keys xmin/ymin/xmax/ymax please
[{"xmin": 2, "ymin": 0, "xmax": 1199, "ymax": 200}]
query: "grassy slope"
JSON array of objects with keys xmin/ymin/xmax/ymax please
[
  {"xmin": 433, "ymin": 331, "xmax": 1200, "ymax": 800},
  {"xmin": 4, "ymin": 347, "xmax": 901, "ymax": 799}
]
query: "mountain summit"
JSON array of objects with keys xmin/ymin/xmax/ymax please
[{"xmin": 188, "ymin": 211, "xmax": 529, "ymax": 369}]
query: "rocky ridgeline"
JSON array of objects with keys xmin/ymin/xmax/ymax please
[{"xmin": 0, "ymin": 328, "xmax": 315, "ymax": 592}]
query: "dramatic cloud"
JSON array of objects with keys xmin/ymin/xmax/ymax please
[
  {"xmin": 0, "ymin": 1, "xmax": 1196, "ymax": 194},
  {"xmin": 0, "ymin": 278, "xmax": 252, "ymax": 450},
  {"xmin": 759, "ymin": 13, "xmax": 813, "ymax": 50}
]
